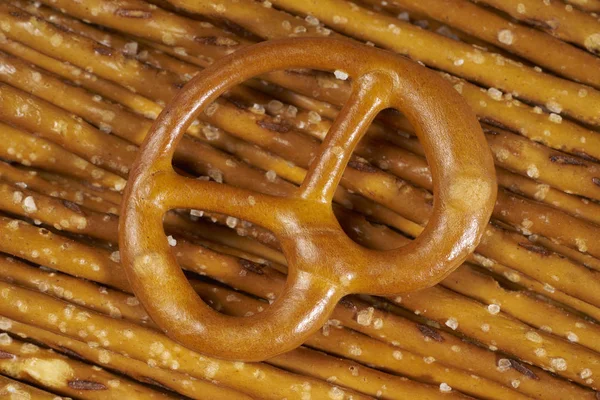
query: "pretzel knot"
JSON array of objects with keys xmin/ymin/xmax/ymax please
[{"xmin": 119, "ymin": 38, "xmax": 497, "ymax": 361}]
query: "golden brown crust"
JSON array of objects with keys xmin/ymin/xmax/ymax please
[
  {"xmin": 473, "ymin": 0, "xmax": 600, "ymax": 54},
  {"xmin": 0, "ymin": 374, "xmax": 68, "ymax": 399},
  {"xmin": 363, "ymin": 0, "xmax": 600, "ymax": 87},
  {"xmin": 0, "ymin": 333, "xmax": 175, "ymax": 399}
]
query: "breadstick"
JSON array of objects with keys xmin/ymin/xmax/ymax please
[
  {"xmin": 0, "ymin": 334, "xmax": 176, "ymax": 399},
  {"xmin": 0, "ymin": 374, "xmax": 65, "ymax": 399},
  {"xmin": 0, "ymin": 318, "xmax": 254, "ymax": 400},
  {"xmin": 362, "ymin": 0, "xmax": 600, "ymax": 87},
  {"xmin": 472, "ymin": 0, "xmax": 600, "ymax": 54},
  {"xmin": 0, "ymin": 83, "xmax": 134, "ymax": 181}
]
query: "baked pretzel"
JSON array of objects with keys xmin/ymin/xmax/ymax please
[{"xmin": 120, "ymin": 37, "xmax": 496, "ymax": 361}]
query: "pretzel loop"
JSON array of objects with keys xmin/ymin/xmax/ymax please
[{"xmin": 120, "ymin": 38, "xmax": 497, "ymax": 361}]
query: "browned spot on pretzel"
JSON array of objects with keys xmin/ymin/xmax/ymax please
[
  {"xmin": 0, "ymin": 350, "xmax": 15, "ymax": 359},
  {"xmin": 68, "ymin": 380, "xmax": 108, "ymax": 390},
  {"xmin": 509, "ymin": 359, "xmax": 540, "ymax": 380},
  {"xmin": 417, "ymin": 324, "xmax": 444, "ymax": 342},
  {"xmin": 518, "ymin": 242, "xmax": 551, "ymax": 256},
  {"xmin": 479, "ymin": 117, "xmax": 511, "ymax": 132},
  {"xmin": 549, "ymin": 154, "xmax": 587, "ymax": 166},
  {"xmin": 257, "ymin": 119, "xmax": 291, "ymax": 133},
  {"xmin": 195, "ymin": 36, "xmax": 239, "ymax": 47},
  {"xmin": 62, "ymin": 200, "xmax": 84, "ymax": 214},
  {"xmin": 348, "ymin": 159, "xmax": 379, "ymax": 173},
  {"xmin": 592, "ymin": 177, "xmax": 600, "ymax": 187},
  {"xmin": 94, "ymin": 46, "xmax": 114, "ymax": 57},
  {"xmin": 239, "ymin": 259, "xmax": 265, "ymax": 275},
  {"xmin": 523, "ymin": 18, "xmax": 557, "ymax": 31},
  {"xmin": 572, "ymin": 151, "xmax": 600, "ymax": 163},
  {"xmin": 114, "ymin": 9, "xmax": 152, "ymax": 19}
]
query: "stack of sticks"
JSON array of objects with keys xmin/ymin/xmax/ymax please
[{"xmin": 0, "ymin": 0, "xmax": 598, "ymax": 398}]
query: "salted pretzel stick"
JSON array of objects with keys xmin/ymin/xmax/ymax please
[
  {"xmin": 392, "ymin": 126, "xmax": 600, "ymax": 202},
  {"xmin": 0, "ymin": 40, "xmax": 163, "ymax": 119},
  {"xmin": 188, "ymin": 227, "xmax": 598, "ymax": 398},
  {"xmin": 443, "ymin": 265, "xmax": 600, "ymax": 354},
  {"xmin": 355, "ymin": 134, "xmax": 600, "ymax": 259},
  {"xmin": 363, "ymin": 0, "xmax": 600, "ymax": 87},
  {"xmin": 0, "ymin": 319, "xmax": 254, "ymax": 400},
  {"xmin": 529, "ymin": 234, "xmax": 600, "ymax": 272},
  {"xmin": 0, "ymin": 122, "xmax": 126, "ymax": 191},
  {"xmin": 27, "ymin": 0, "xmax": 600, "ymax": 165},
  {"xmin": 22, "ymin": 0, "xmax": 600, "ymax": 212},
  {"xmin": 0, "ymin": 216, "xmax": 127, "ymax": 291},
  {"xmin": 496, "ymin": 169, "xmax": 600, "ymax": 226},
  {"xmin": 0, "ymin": 375, "xmax": 65, "ymax": 399},
  {"xmin": 0, "ymin": 181, "xmax": 117, "ymax": 242},
  {"xmin": 0, "ymin": 334, "xmax": 175, "ymax": 399},
  {"xmin": 0, "ymin": 161, "xmax": 118, "ymax": 214},
  {"xmin": 164, "ymin": 0, "xmax": 600, "ymax": 126},
  {"xmin": 29, "ymin": 167, "xmax": 122, "ymax": 207},
  {"xmin": 0, "ymin": 282, "xmax": 369, "ymax": 400},
  {"xmin": 0, "ymin": 256, "xmax": 149, "ymax": 324},
  {"xmin": 196, "ymin": 281, "xmax": 521, "ymax": 400},
  {"xmin": 331, "ymin": 218, "xmax": 600, "ymax": 355},
  {"xmin": 0, "ymin": 84, "xmax": 135, "ymax": 181},
  {"xmin": 565, "ymin": 0, "xmax": 600, "ymax": 13},
  {"xmin": 473, "ymin": 0, "xmax": 600, "ymax": 54},
  {"xmin": 390, "ymin": 283, "xmax": 600, "ymax": 386},
  {"xmin": 10, "ymin": 0, "xmax": 205, "ymax": 78}
]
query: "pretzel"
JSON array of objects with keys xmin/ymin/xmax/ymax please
[
  {"xmin": 363, "ymin": 0, "xmax": 600, "ymax": 87},
  {"xmin": 472, "ymin": 0, "xmax": 600, "ymax": 54},
  {"xmin": 4, "ymin": 15, "xmax": 596, "ymax": 320},
  {"xmin": 0, "ymin": 333, "xmax": 176, "ymax": 399},
  {"xmin": 0, "ymin": 375, "xmax": 66, "ymax": 399},
  {"xmin": 2, "ymin": 43, "xmax": 592, "ymax": 324},
  {"xmin": 120, "ymin": 37, "xmax": 496, "ymax": 361}
]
